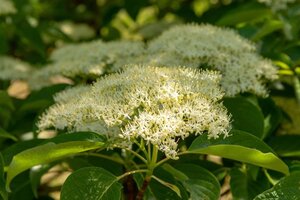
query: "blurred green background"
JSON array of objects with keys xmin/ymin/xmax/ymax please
[{"xmin": 1, "ymin": 0, "xmax": 298, "ymax": 64}]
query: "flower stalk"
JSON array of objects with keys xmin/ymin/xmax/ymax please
[{"xmin": 136, "ymin": 144, "xmax": 158, "ymax": 200}]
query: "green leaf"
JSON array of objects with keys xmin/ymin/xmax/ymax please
[
  {"xmin": 0, "ymin": 127, "xmax": 17, "ymax": 141},
  {"xmin": 251, "ymin": 20, "xmax": 283, "ymax": 41},
  {"xmin": 2, "ymin": 132, "xmax": 105, "ymax": 166},
  {"xmin": 149, "ymin": 167, "xmax": 189, "ymax": 200},
  {"xmin": 29, "ymin": 164, "xmax": 54, "ymax": 198},
  {"xmin": 0, "ymin": 153, "xmax": 8, "ymax": 200},
  {"xmin": 0, "ymin": 91, "xmax": 14, "ymax": 111},
  {"xmin": 223, "ymin": 97, "xmax": 264, "ymax": 138},
  {"xmin": 254, "ymin": 172, "xmax": 300, "ymax": 200},
  {"xmin": 188, "ymin": 130, "xmax": 289, "ymax": 175},
  {"xmin": 268, "ymin": 135, "xmax": 300, "ymax": 157},
  {"xmin": 162, "ymin": 164, "xmax": 189, "ymax": 182},
  {"xmin": 6, "ymin": 140, "xmax": 104, "ymax": 191},
  {"xmin": 258, "ymin": 97, "xmax": 283, "ymax": 139},
  {"xmin": 8, "ymin": 171, "xmax": 35, "ymax": 200},
  {"xmin": 60, "ymin": 167, "xmax": 122, "ymax": 200},
  {"xmin": 152, "ymin": 175, "xmax": 182, "ymax": 198},
  {"xmin": 68, "ymin": 151, "xmax": 123, "ymax": 175},
  {"xmin": 2, "ymin": 139, "xmax": 44, "ymax": 166},
  {"xmin": 165, "ymin": 164, "xmax": 220, "ymax": 200},
  {"xmin": 288, "ymin": 160, "xmax": 300, "ymax": 173},
  {"xmin": 217, "ymin": 5, "xmax": 271, "ymax": 26},
  {"xmin": 230, "ymin": 167, "xmax": 270, "ymax": 200}
]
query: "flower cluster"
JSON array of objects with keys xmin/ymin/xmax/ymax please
[
  {"xmin": 143, "ymin": 24, "xmax": 277, "ymax": 96},
  {"xmin": 38, "ymin": 65, "xmax": 231, "ymax": 159},
  {"xmin": 29, "ymin": 40, "xmax": 145, "ymax": 90},
  {"xmin": 257, "ymin": 0, "xmax": 296, "ymax": 11},
  {"xmin": 0, "ymin": 56, "xmax": 32, "ymax": 81},
  {"xmin": 28, "ymin": 23, "xmax": 277, "ymax": 97},
  {"xmin": 0, "ymin": 0, "xmax": 16, "ymax": 16}
]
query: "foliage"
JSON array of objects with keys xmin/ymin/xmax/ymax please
[{"xmin": 1, "ymin": 0, "xmax": 300, "ymax": 199}]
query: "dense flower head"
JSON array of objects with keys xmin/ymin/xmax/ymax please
[
  {"xmin": 0, "ymin": 56, "xmax": 32, "ymax": 80},
  {"xmin": 0, "ymin": 0, "xmax": 16, "ymax": 16},
  {"xmin": 53, "ymin": 85, "xmax": 91, "ymax": 103},
  {"xmin": 145, "ymin": 24, "xmax": 278, "ymax": 96},
  {"xmin": 29, "ymin": 40, "xmax": 145, "ymax": 90},
  {"xmin": 38, "ymin": 65, "xmax": 231, "ymax": 159},
  {"xmin": 257, "ymin": 0, "xmax": 296, "ymax": 11}
]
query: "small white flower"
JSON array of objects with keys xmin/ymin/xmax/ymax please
[{"xmin": 38, "ymin": 65, "xmax": 231, "ymax": 159}]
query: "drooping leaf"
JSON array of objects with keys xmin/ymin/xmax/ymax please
[
  {"xmin": 149, "ymin": 167, "xmax": 189, "ymax": 200},
  {"xmin": 164, "ymin": 164, "xmax": 220, "ymax": 200},
  {"xmin": 268, "ymin": 135, "xmax": 300, "ymax": 157},
  {"xmin": 151, "ymin": 175, "xmax": 182, "ymax": 198},
  {"xmin": 223, "ymin": 97, "xmax": 264, "ymax": 138},
  {"xmin": 254, "ymin": 172, "xmax": 300, "ymax": 200},
  {"xmin": 29, "ymin": 164, "xmax": 54, "ymax": 198},
  {"xmin": 60, "ymin": 167, "xmax": 122, "ymax": 200},
  {"xmin": 2, "ymin": 139, "xmax": 43, "ymax": 166},
  {"xmin": 187, "ymin": 130, "xmax": 289, "ymax": 175},
  {"xmin": 2, "ymin": 132, "xmax": 105, "ymax": 166},
  {"xmin": 217, "ymin": 4, "xmax": 271, "ymax": 26},
  {"xmin": 0, "ymin": 127, "xmax": 18, "ymax": 141},
  {"xmin": 6, "ymin": 139, "xmax": 104, "ymax": 191},
  {"xmin": 252, "ymin": 20, "xmax": 283, "ymax": 41}
]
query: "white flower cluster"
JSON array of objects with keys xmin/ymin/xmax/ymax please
[
  {"xmin": 29, "ymin": 40, "xmax": 145, "ymax": 90},
  {"xmin": 29, "ymin": 24, "xmax": 277, "ymax": 97},
  {"xmin": 38, "ymin": 65, "xmax": 231, "ymax": 159},
  {"xmin": 0, "ymin": 56, "xmax": 32, "ymax": 80},
  {"xmin": 0, "ymin": 0, "xmax": 16, "ymax": 16},
  {"xmin": 144, "ymin": 24, "xmax": 277, "ymax": 96},
  {"xmin": 257, "ymin": 0, "xmax": 296, "ymax": 11}
]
